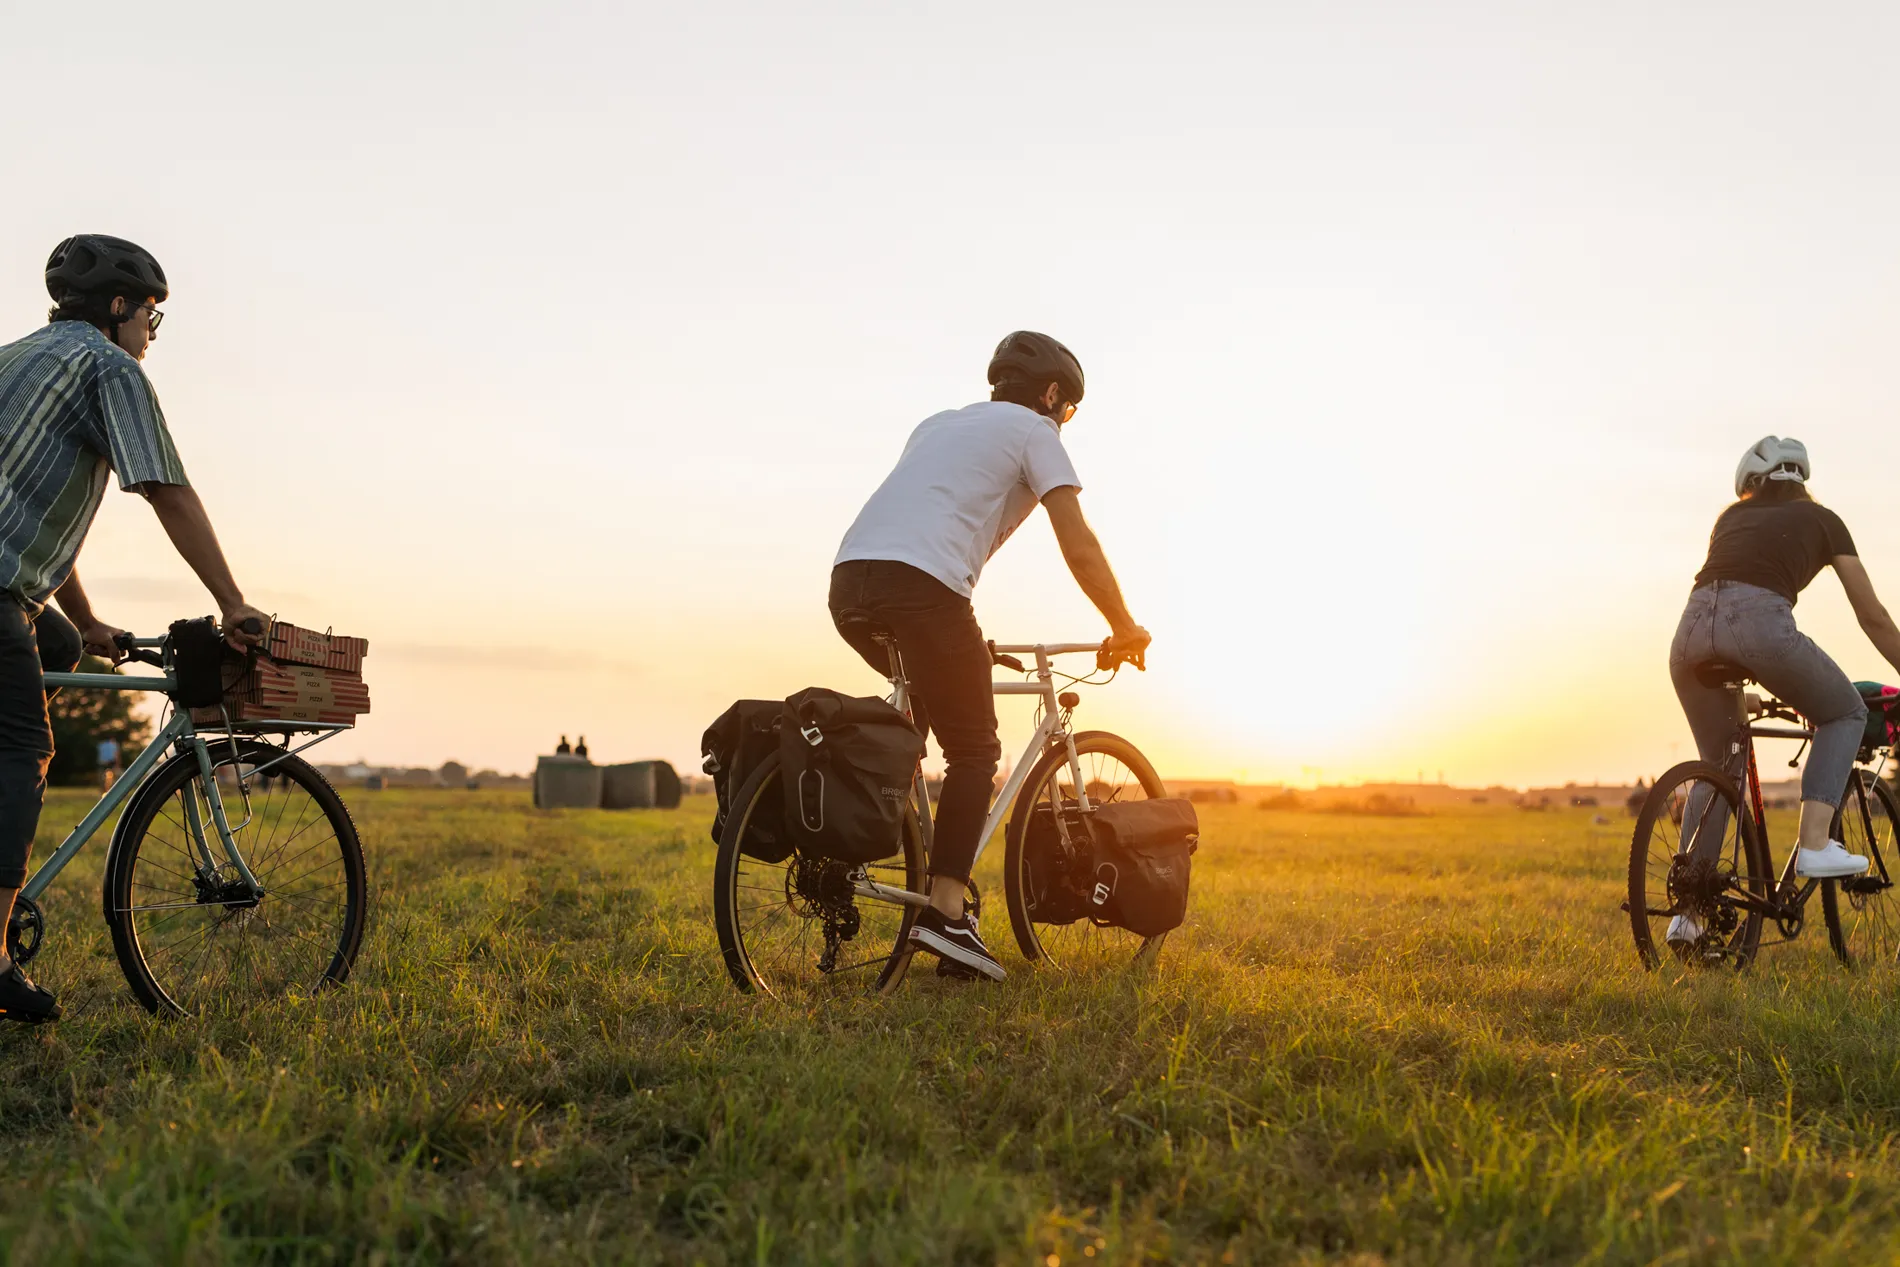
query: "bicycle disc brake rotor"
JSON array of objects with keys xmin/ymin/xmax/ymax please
[
  {"xmin": 193, "ymin": 865, "xmax": 263, "ymax": 928},
  {"xmin": 6, "ymin": 895, "xmax": 44, "ymax": 966}
]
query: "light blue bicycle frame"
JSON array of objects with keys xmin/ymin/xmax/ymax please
[
  {"xmin": 852, "ymin": 640, "xmax": 1101, "ymax": 911},
  {"xmin": 25, "ymin": 639, "xmax": 348, "ymax": 906}
]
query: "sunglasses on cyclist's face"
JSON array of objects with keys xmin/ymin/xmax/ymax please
[
  {"xmin": 1056, "ymin": 401, "xmax": 1077, "ymax": 424},
  {"xmin": 131, "ymin": 303, "xmax": 163, "ymax": 336}
]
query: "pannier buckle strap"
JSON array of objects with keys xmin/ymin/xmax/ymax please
[
  {"xmin": 1091, "ymin": 863, "xmax": 1118, "ymax": 908},
  {"xmin": 801, "ymin": 723, "xmax": 824, "ymax": 747}
]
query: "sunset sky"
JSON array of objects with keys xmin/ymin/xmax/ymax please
[{"xmin": 4, "ymin": 2, "xmax": 1898, "ymax": 788}]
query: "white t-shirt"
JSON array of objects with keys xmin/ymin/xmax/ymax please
[{"xmin": 835, "ymin": 400, "xmax": 1082, "ymax": 597}]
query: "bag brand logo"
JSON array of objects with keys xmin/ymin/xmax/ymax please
[{"xmin": 880, "ymin": 787, "xmax": 907, "ymax": 798}]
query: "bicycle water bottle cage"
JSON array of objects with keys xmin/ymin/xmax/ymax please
[{"xmin": 798, "ymin": 769, "xmax": 826, "ymax": 832}]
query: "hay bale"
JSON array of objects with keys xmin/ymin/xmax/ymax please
[
  {"xmin": 601, "ymin": 760, "xmax": 683, "ymax": 810},
  {"xmin": 534, "ymin": 756, "xmax": 601, "ymax": 809}
]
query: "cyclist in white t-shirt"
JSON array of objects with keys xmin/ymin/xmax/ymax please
[{"xmin": 830, "ymin": 331, "xmax": 1151, "ymax": 981}]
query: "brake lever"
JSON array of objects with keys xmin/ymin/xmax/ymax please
[{"xmin": 1096, "ymin": 644, "xmax": 1146, "ymax": 673}]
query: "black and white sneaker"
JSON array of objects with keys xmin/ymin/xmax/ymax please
[
  {"xmin": 0, "ymin": 961, "xmax": 60, "ymax": 1024},
  {"xmin": 910, "ymin": 908, "xmax": 1005, "ymax": 981}
]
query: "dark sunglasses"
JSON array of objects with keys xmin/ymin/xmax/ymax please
[{"xmin": 132, "ymin": 303, "xmax": 164, "ymax": 335}]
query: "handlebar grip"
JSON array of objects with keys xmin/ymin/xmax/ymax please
[
  {"xmin": 236, "ymin": 617, "xmax": 264, "ymax": 636},
  {"xmin": 113, "ymin": 632, "xmax": 137, "ymax": 651},
  {"xmin": 986, "ymin": 640, "xmax": 1026, "ymax": 673},
  {"xmin": 1096, "ymin": 643, "xmax": 1146, "ymax": 673}
]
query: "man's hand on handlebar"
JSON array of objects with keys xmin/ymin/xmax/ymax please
[
  {"xmin": 220, "ymin": 603, "xmax": 271, "ymax": 651},
  {"xmin": 80, "ymin": 620, "xmax": 129, "ymax": 664},
  {"xmin": 1098, "ymin": 624, "xmax": 1152, "ymax": 672}
]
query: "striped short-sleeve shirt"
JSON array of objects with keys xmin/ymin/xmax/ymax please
[{"xmin": 0, "ymin": 321, "xmax": 189, "ymax": 610}]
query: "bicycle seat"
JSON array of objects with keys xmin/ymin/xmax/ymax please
[
  {"xmin": 835, "ymin": 610, "xmax": 897, "ymax": 645},
  {"xmin": 1693, "ymin": 660, "xmax": 1754, "ymax": 688}
]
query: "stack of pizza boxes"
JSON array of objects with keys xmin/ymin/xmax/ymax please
[{"xmin": 191, "ymin": 621, "xmax": 370, "ymax": 726}]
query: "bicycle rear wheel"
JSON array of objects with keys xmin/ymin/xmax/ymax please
[
  {"xmin": 104, "ymin": 739, "xmax": 366, "ymax": 1016},
  {"xmin": 1627, "ymin": 760, "xmax": 1768, "ymax": 971},
  {"xmin": 712, "ymin": 752, "xmax": 926, "ymax": 997},
  {"xmin": 1003, "ymin": 730, "xmax": 1170, "ymax": 970},
  {"xmin": 1824, "ymin": 769, "xmax": 1900, "ymax": 968}
]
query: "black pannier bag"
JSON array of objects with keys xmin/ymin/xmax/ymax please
[
  {"xmin": 779, "ymin": 687, "xmax": 925, "ymax": 865},
  {"xmin": 1087, "ymin": 798, "xmax": 1200, "ymax": 936},
  {"xmin": 701, "ymin": 700, "xmax": 792, "ymax": 862},
  {"xmin": 1020, "ymin": 803, "xmax": 1096, "ymax": 925}
]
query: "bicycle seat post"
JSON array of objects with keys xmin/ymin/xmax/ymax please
[{"xmin": 871, "ymin": 631, "xmax": 911, "ymax": 716}]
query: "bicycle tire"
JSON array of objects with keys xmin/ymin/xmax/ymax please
[
  {"xmin": 104, "ymin": 739, "xmax": 366, "ymax": 1016},
  {"xmin": 712, "ymin": 751, "xmax": 926, "ymax": 997},
  {"xmin": 1824, "ymin": 769, "xmax": 1900, "ymax": 968},
  {"xmin": 1003, "ymin": 730, "xmax": 1170, "ymax": 970},
  {"xmin": 1627, "ymin": 760, "xmax": 1768, "ymax": 972}
]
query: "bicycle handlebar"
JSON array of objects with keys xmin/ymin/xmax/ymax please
[
  {"xmin": 110, "ymin": 616, "xmax": 265, "ymax": 670},
  {"xmin": 986, "ymin": 639, "xmax": 1147, "ymax": 673}
]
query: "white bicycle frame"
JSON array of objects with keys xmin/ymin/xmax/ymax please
[{"xmin": 853, "ymin": 639, "xmax": 1102, "ymax": 911}]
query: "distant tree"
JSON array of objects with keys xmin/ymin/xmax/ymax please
[{"xmin": 47, "ymin": 656, "xmax": 152, "ymax": 786}]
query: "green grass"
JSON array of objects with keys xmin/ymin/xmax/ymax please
[{"xmin": 3, "ymin": 790, "xmax": 1900, "ymax": 1264}]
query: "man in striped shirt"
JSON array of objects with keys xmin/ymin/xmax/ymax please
[{"xmin": 0, "ymin": 235, "xmax": 269, "ymax": 1022}]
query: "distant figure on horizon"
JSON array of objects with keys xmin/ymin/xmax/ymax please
[
  {"xmin": 575, "ymin": 736, "xmax": 589, "ymax": 759},
  {"xmin": 556, "ymin": 735, "xmax": 572, "ymax": 755},
  {"xmin": 1666, "ymin": 436, "xmax": 1900, "ymax": 954},
  {"xmin": 0, "ymin": 235, "xmax": 271, "ymax": 1024},
  {"xmin": 830, "ymin": 331, "xmax": 1150, "ymax": 983}
]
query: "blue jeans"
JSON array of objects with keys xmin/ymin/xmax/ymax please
[
  {"xmin": 1669, "ymin": 580, "xmax": 1867, "ymax": 814},
  {"xmin": 0, "ymin": 601, "xmax": 83, "ymax": 888}
]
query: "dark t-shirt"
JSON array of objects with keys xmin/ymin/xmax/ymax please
[{"xmin": 1693, "ymin": 497, "xmax": 1857, "ymax": 604}]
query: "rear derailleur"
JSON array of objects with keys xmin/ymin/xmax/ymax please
[
  {"xmin": 1666, "ymin": 853, "xmax": 1742, "ymax": 946},
  {"xmin": 790, "ymin": 855, "xmax": 862, "ymax": 974}
]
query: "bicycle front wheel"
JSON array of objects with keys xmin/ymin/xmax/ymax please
[
  {"xmin": 1627, "ymin": 760, "xmax": 1768, "ymax": 972},
  {"xmin": 104, "ymin": 739, "xmax": 367, "ymax": 1017},
  {"xmin": 1003, "ymin": 730, "xmax": 1170, "ymax": 971},
  {"xmin": 712, "ymin": 751, "xmax": 926, "ymax": 998},
  {"xmin": 1824, "ymin": 769, "xmax": 1900, "ymax": 968}
]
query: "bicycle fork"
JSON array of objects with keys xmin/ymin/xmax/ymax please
[{"xmin": 181, "ymin": 738, "xmax": 264, "ymax": 895}]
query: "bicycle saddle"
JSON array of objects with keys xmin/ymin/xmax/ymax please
[
  {"xmin": 835, "ymin": 610, "xmax": 897, "ymax": 645},
  {"xmin": 1693, "ymin": 660, "xmax": 1754, "ymax": 688}
]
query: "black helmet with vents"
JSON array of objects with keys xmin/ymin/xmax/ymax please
[
  {"xmin": 987, "ymin": 330, "xmax": 1084, "ymax": 405},
  {"xmin": 45, "ymin": 235, "xmax": 169, "ymax": 303}
]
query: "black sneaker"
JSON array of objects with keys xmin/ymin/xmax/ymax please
[
  {"xmin": 936, "ymin": 956, "xmax": 982, "ymax": 980},
  {"xmin": 0, "ymin": 961, "xmax": 60, "ymax": 1024},
  {"xmin": 910, "ymin": 908, "xmax": 1005, "ymax": 981}
]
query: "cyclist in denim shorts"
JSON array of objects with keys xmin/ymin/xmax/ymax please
[
  {"xmin": 1667, "ymin": 436, "xmax": 1900, "ymax": 949},
  {"xmin": 0, "ymin": 236, "xmax": 270, "ymax": 1022}
]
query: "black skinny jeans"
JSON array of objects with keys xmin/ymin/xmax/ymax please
[
  {"xmin": 829, "ymin": 560, "xmax": 1001, "ymax": 886},
  {"xmin": 0, "ymin": 601, "xmax": 83, "ymax": 888}
]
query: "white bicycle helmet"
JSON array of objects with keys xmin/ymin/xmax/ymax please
[{"xmin": 1734, "ymin": 435, "xmax": 1810, "ymax": 497}]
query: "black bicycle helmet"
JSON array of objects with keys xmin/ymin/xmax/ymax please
[
  {"xmin": 987, "ymin": 330, "xmax": 1084, "ymax": 405},
  {"xmin": 45, "ymin": 235, "xmax": 168, "ymax": 303}
]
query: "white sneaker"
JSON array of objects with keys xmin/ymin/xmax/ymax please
[
  {"xmin": 1796, "ymin": 840, "xmax": 1871, "ymax": 879},
  {"xmin": 1665, "ymin": 913, "xmax": 1705, "ymax": 946}
]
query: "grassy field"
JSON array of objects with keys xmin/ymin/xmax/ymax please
[{"xmin": 2, "ymin": 789, "xmax": 1899, "ymax": 1264}]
